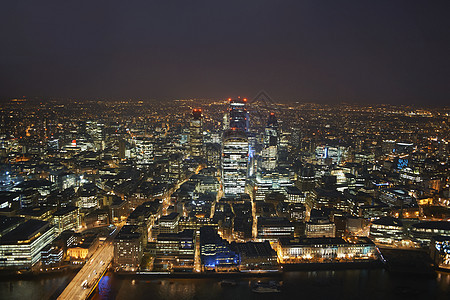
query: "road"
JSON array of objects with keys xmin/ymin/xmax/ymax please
[{"xmin": 57, "ymin": 228, "xmax": 119, "ymax": 300}]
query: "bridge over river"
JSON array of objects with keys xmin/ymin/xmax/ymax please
[{"xmin": 57, "ymin": 228, "xmax": 119, "ymax": 300}]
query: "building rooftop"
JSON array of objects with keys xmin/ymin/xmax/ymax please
[
  {"xmin": 372, "ymin": 216, "xmax": 403, "ymax": 227},
  {"xmin": 18, "ymin": 206, "xmax": 55, "ymax": 218},
  {"xmin": 258, "ymin": 217, "xmax": 293, "ymax": 227},
  {"xmin": 0, "ymin": 215, "xmax": 24, "ymax": 237},
  {"xmin": 412, "ymin": 221, "xmax": 450, "ymax": 231},
  {"xmin": 279, "ymin": 237, "xmax": 375, "ymax": 247},
  {"xmin": 231, "ymin": 241, "xmax": 276, "ymax": 258},
  {"xmin": 157, "ymin": 229, "xmax": 194, "ymax": 241},
  {"xmin": 0, "ymin": 219, "xmax": 50, "ymax": 244},
  {"xmin": 115, "ymin": 225, "xmax": 142, "ymax": 241},
  {"xmin": 53, "ymin": 206, "xmax": 78, "ymax": 217},
  {"xmin": 159, "ymin": 212, "xmax": 180, "ymax": 222}
]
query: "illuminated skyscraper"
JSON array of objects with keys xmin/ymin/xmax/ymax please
[
  {"xmin": 261, "ymin": 113, "xmax": 278, "ymax": 171},
  {"xmin": 190, "ymin": 108, "xmax": 203, "ymax": 158},
  {"xmin": 222, "ymin": 129, "xmax": 248, "ymax": 197},
  {"xmin": 229, "ymin": 98, "xmax": 249, "ymax": 132}
]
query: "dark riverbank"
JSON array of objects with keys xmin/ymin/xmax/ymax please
[
  {"xmin": 113, "ymin": 261, "xmax": 382, "ymax": 279},
  {"xmin": 0, "ymin": 266, "xmax": 81, "ymax": 281}
]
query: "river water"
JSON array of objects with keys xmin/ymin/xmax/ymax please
[
  {"xmin": 92, "ymin": 269, "xmax": 450, "ymax": 300},
  {"xmin": 1, "ymin": 269, "xmax": 449, "ymax": 300},
  {"xmin": 0, "ymin": 272, "xmax": 75, "ymax": 300}
]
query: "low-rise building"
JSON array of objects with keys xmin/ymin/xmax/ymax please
[
  {"xmin": 157, "ymin": 212, "xmax": 180, "ymax": 234},
  {"xmin": 52, "ymin": 206, "xmax": 80, "ymax": 234},
  {"xmin": 67, "ymin": 234, "xmax": 99, "ymax": 261},
  {"xmin": 155, "ymin": 230, "xmax": 195, "ymax": 271},
  {"xmin": 0, "ymin": 219, "xmax": 55, "ymax": 268},
  {"xmin": 200, "ymin": 226, "xmax": 239, "ymax": 271},
  {"xmin": 17, "ymin": 206, "xmax": 56, "ymax": 222},
  {"xmin": 305, "ymin": 219, "xmax": 336, "ymax": 238},
  {"xmin": 410, "ymin": 221, "xmax": 450, "ymax": 247},
  {"xmin": 41, "ymin": 245, "xmax": 64, "ymax": 267},
  {"xmin": 369, "ymin": 217, "xmax": 404, "ymax": 245},
  {"xmin": 113, "ymin": 225, "xmax": 143, "ymax": 270},
  {"xmin": 430, "ymin": 236, "xmax": 450, "ymax": 270},
  {"xmin": 278, "ymin": 237, "xmax": 378, "ymax": 263},
  {"xmin": 284, "ymin": 186, "xmax": 306, "ymax": 204},
  {"xmin": 231, "ymin": 241, "xmax": 278, "ymax": 270},
  {"xmin": 257, "ymin": 217, "xmax": 294, "ymax": 243}
]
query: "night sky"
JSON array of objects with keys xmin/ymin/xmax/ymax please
[{"xmin": 1, "ymin": 1, "xmax": 449, "ymax": 105}]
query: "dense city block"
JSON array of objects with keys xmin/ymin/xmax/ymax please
[{"xmin": 0, "ymin": 98, "xmax": 449, "ymax": 281}]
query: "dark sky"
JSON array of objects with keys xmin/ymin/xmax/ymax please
[{"xmin": 1, "ymin": 1, "xmax": 449, "ymax": 105}]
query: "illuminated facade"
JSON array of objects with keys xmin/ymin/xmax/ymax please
[
  {"xmin": 229, "ymin": 98, "xmax": 249, "ymax": 132},
  {"xmin": 277, "ymin": 237, "xmax": 378, "ymax": 263},
  {"xmin": 256, "ymin": 217, "xmax": 295, "ymax": 243},
  {"xmin": 306, "ymin": 219, "xmax": 336, "ymax": 238},
  {"xmin": 250, "ymin": 168, "xmax": 292, "ymax": 201},
  {"xmin": 200, "ymin": 226, "xmax": 239, "ymax": 271},
  {"xmin": 430, "ymin": 236, "xmax": 450, "ymax": 270},
  {"xmin": 369, "ymin": 217, "xmax": 404, "ymax": 245},
  {"xmin": 157, "ymin": 212, "xmax": 180, "ymax": 234},
  {"xmin": 52, "ymin": 206, "xmax": 80, "ymax": 234},
  {"xmin": 133, "ymin": 137, "xmax": 154, "ymax": 168},
  {"xmin": 41, "ymin": 245, "xmax": 63, "ymax": 266},
  {"xmin": 0, "ymin": 219, "xmax": 55, "ymax": 268},
  {"xmin": 189, "ymin": 108, "xmax": 203, "ymax": 157},
  {"xmin": 222, "ymin": 129, "xmax": 248, "ymax": 197},
  {"xmin": 260, "ymin": 113, "xmax": 278, "ymax": 171},
  {"xmin": 155, "ymin": 230, "xmax": 195, "ymax": 271},
  {"xmin": 410, "ymin": 221, "xmax": 450, "ymax": 247},
  {"xmin": 113, "ymin": 225, "xmax": 143, "ymax": 270},
  {"xmin": 67, "ymin": 235, "xmax": 99, "ymax": 261}
]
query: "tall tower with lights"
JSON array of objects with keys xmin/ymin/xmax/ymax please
[
  {"xmin": 261, "ymin": 113, "xmax": 278, "ymax": 171},
  {"xmin": 190, "ymin": 108, "xmax": 203, "ymax": 158},
  {"xmin": 229, "ymin": 97, "xmax": 249, "ymax": 132},
  {"xmin": 222, "ymin": 128, "xmax": 248, "ymax": 197}
]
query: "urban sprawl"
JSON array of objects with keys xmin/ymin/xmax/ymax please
[{"xmin": 0, "ymin": 97, "xmax": 449, "ymax": 290}]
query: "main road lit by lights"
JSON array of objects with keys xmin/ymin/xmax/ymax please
[{"xmin": 57, "ymin": 227, "xmax": 120, "ymax": 300}]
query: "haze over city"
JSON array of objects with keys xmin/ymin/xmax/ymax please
[{"xmin": 1, "ymin": 0, "xmax": 450, "ymax": 105}]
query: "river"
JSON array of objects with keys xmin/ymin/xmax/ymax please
[
  {"xmin": 92, "ymin": 269, "xmax": 450, "ymax": 300},
  {"xmin": 1, "ymin": 269, "xmax": 449, "ymax": 300}
]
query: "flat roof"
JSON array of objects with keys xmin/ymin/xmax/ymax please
[
  {"xmin": 53, "ymin": 206, "xmax": 78, "ymax": 216},
  {"xmin": 279, "ymin": 237, "xmax": 374, "ymax": 247},
  {"xmin": 372, "ymin": 216, "xmax": 403, "ymax": 227},
  {"xmin": 18, "ymin": 206, "xmax": 54, "ymax": 217},
  {"xmin": 412, "ymin": 221, "xmax": 450, "ymax": 231},
  {"xmin": 157, "ymin": 230, "xmax": 194, "ymax": 241},
  {"xmin": 0, "ymin": 219, "xmax": 50, "ymax": 244}
]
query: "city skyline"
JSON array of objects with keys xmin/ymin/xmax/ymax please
[
  {"xmin": 0, "ymin": 96, "xmax": 449, "ymax": 299},
  {"xmin": 1, "ymin": 1, "xmax": 450, "ymax": 299}
]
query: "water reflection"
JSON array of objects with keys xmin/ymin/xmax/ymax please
[{"xmin": 91, "ymin": 270, "xmax": 450, "ymax": 300}]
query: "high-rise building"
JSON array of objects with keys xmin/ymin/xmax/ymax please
[
  {"xmin": 229, "ymin": 98, "xmax": 249, "ymax": 132},
  {"xmin": 133, "ymin": 137, "xmax": 154, "ymax": 168},
  {"xmin": 190, "ymin": 108, "xmax": 203, "ymax": 158},
  {"xmin": 222, "ymin": 129, "xmax": 248, "ymax": 197},
  {"xmin": 222, "ymin": 112, "xmax": 230, "ymax": 130},
  {"xmin": 86, "ymin": 121, "xmax": 105, "ymax": 151},
  {"xmin": 261, "ymin": 113, "xmax": 278, "ymax": 171}
]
